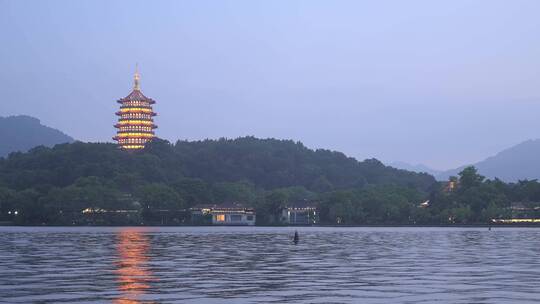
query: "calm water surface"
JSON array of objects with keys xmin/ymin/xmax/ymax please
[{"xmin": 1, "ymin": 226, "xmax": 539, "ymax": 303}]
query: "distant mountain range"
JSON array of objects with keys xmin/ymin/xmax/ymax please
[
  {"xmin": 4, "ymin": 114, "xmax": 540, "ymax": 183},
  {"xmin": 0, "ymin": 115, "xmax": 74, "ymax": 157},
  {"xmin": 388, "ymin": 161, "xmax": 442, "ymax": 177},
  {"xmin": 391, "ymin": 139, "xmax": 540, "ymax": 182}
]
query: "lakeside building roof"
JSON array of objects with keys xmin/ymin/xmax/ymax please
[
  {"xmin": 190, "ymin": 202, "xmax": 255, "ymax": 212},
  {"xmin": 283, "ymin": 200, "xmax": 318, "ymax": 210},
  {"xmin": 510, "ymin": 202, "xmax": 540, "ymax": 211}
]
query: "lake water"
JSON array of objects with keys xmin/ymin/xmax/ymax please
[{"xmin": 1, "ymin": 227, "xmax": 539, "ymax": 304}]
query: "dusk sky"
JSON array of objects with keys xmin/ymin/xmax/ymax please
[{"xmin": 1, "ymin": 0, "xmax": 539, "ymax": 170}]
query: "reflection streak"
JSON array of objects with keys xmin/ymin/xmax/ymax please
[{"xmin": 114, "ymin": 229, "xmax": 154, "ymax": 304}]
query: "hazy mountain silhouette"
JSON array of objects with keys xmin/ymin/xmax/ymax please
[
  {"xmin": 389, "ymin": 161, "xmax": 442, "ymax": 177},
  {"xmin": 436, "ymin": 139, "xmax": 540, "ymax": 182},
  {"xmin": 0, "ymin": 115, "xmax": 74, "ymax": 157}
]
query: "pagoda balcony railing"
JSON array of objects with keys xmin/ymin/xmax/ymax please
[
  {"xmin": 117, "ymin": 99, "xmax": 155, "ymax": 105},
  {"xmin": 120, "ymin": 104, "xmax": 153, "ymax": 109},
  {"xmin": 113, "ymin": 136, "xmax": 155, "ymax": 141},
  {"xmin": 116, "ymin": 111, "xmax": 157, "ymax": 116},
  {"xmin": 115, "ymin": 130, "xmax": 155, "ymax": 135},
  {"xmin": 114, "ymin": 123, "xmax": 157, "ymax": 128},
  {"xmin": 117, "ymin": 117, "xmax": 154, "ymax": 121},
  {"xmin": 115, "ymin": 131, "xmax": 156, "ymax": 135}
]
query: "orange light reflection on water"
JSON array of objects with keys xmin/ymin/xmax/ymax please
[{"xmin": 114, "ymin": 229, "xmax": 154, "ymax": 304}]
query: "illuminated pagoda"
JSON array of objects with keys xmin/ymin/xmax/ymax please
[{"xmin": 113, "ymin": 67, "xmax": 157, "ymax": 149}]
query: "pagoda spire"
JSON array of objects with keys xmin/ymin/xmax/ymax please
[{"xmin": 133, "ymin": 64, "xmax": 141, "ymax": 91}]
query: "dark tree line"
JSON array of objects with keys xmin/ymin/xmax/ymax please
[
  {"xmin": 422, "ymin": 167, "xmax": 540, "ymax": 224},
  {"xmin": 0, "ymin": 138, "xmax": 538, "ymax": 225}
]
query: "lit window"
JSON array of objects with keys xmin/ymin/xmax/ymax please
[{"xmin": 216, "ymin": 214, "xmax": 225, "ymax": 222}]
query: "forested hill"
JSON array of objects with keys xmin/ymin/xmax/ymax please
[
  {"xmin": 0, "ymin": 137, "xmax": 436, "ymax": 193},
  {"xmin": 174, "ymin": 137, "xmax": 436, "ymax": 191},
  {"xmin": 6, "ymin": 138, "xmax": 533, "ymax": 226},
  {"xmin": 0, "ymin": 115, "xmax": 74, "ymax": 157}
]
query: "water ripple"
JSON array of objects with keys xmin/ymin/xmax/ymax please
[{"xmin": 1, "ymin": 227, "xmax": 539, "ymax": 303}]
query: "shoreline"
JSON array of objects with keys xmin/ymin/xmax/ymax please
[{"xmin": 1, "ymin": 224, "xmax": 540, "ymax": 228}]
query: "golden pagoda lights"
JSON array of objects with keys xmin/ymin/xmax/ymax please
[{"xmin": 113, "ymin": 67, "xmax": 157, "ymax": 149}]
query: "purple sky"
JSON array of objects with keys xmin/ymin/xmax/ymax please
[{"xmin": 1, "ymin": 0, "xmax": 539, "ymax": 170}]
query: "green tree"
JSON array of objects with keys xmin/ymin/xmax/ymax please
[
  {"xmin": 138, "ymin": 183, "xmax": 184, "ymax": 210},
  {"xmin": 458, "ymin": 166, "xmax": 484, "ymax": 189},
  {"xmin": 0, "ymin": 187, "xmax": 16, "ymax": 220},
  {"xmin": 171, "ymin": 178, "xmax": 213, "ymax": 207},
  {"xmin": 211, "ymin": 181, "xmax": 258, "ymax": 204}
]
